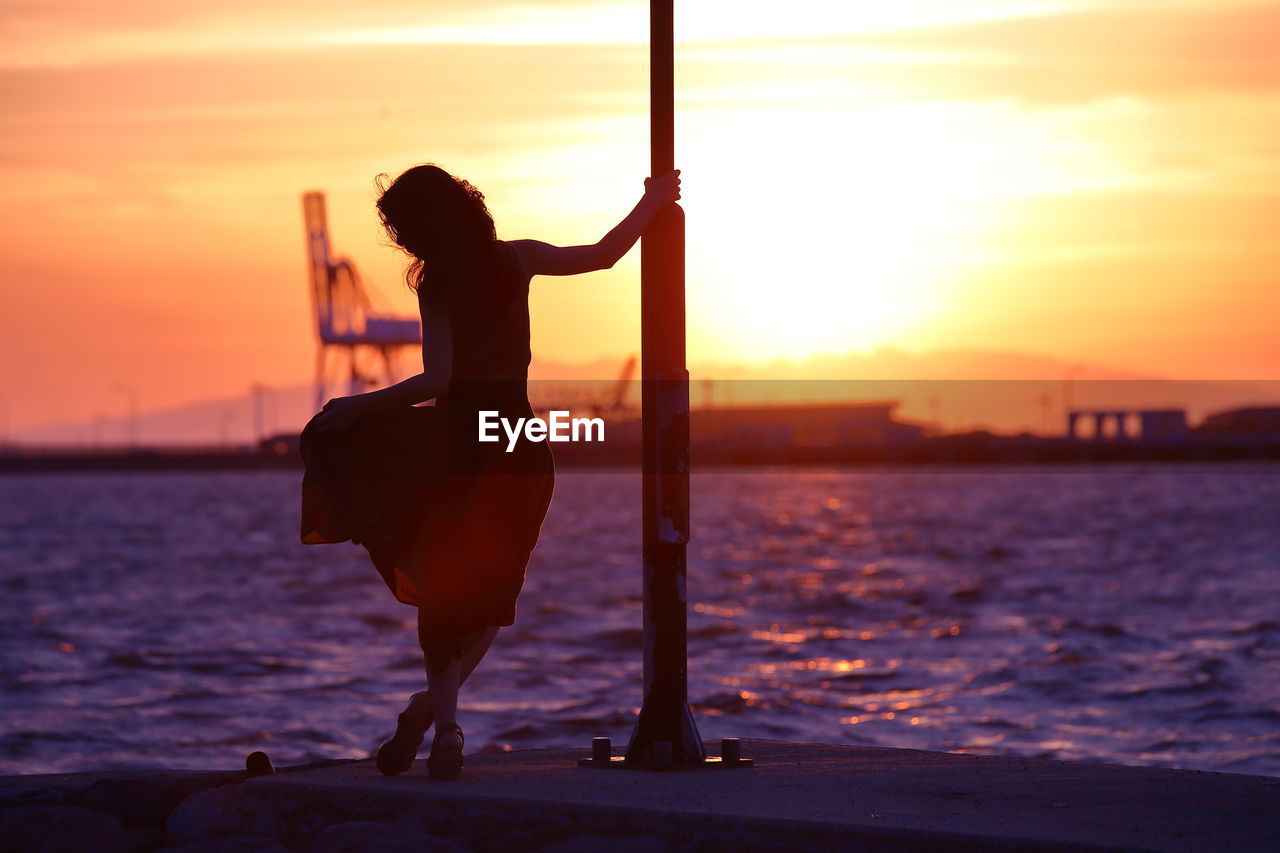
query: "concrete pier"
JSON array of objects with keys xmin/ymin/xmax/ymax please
[{"xmin": 2, "ymin": 739, "xmax": 1278, "ymax": 852}]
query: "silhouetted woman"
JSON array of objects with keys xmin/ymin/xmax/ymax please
[{"xmin": 299, "ymin": 163, "xmax": 680, "ymax": 780}]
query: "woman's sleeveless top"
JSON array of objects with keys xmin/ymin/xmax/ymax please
[
  {"xmin": 419, "ymin": 240, "xmax": 530, "ymax": 391},
  {"xmin": 419, "ymin": 240, "xmax": 541, "ymax": 472}
]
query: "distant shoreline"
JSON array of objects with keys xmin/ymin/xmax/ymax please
[{"xmin": 2, "ymin": 436, "xmax": 1278, "ymax": 474}]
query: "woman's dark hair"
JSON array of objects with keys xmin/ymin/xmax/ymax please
[{"xmin": 374, "ymin": 163, "xmax": 499, "ymax": 303}]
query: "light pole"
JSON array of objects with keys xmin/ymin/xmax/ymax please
[
  {"xmin": 621, "ymin": 0, "xmax": 704, "ymax": 769},
  {"xmin": 578, "ymin": 0, "xmax": 750, "ymax": 773},
  {"xmin": 111, "ymin": 382, "xmax": 139, "ymax": 450},
  {"xmin": 250, "ymin": 383, "xmax": 271, "ymax": 446},
  {"xmin": 1063, "ymin": 364, "xmax": 1082, "ymax": 437}
]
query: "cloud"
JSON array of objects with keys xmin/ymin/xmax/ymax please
[
  {"xmin": 846, "ymin": 2, "xmax": 1280, "ymax": 102},
  {"xmin": 1, "ymin": 0, "xmax": 1078, "ymax": 69}
]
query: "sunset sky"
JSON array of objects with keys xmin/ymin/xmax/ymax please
[{"xmin": 2, "ymin": 0, "xmax": 1278, "ymax": 434}]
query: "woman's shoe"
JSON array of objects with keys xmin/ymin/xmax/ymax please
[
  {"xmin": 426, "ymin": 722, "xmax": 464, "ymax": 780},
  {"xmin": 375, "ymin": 691, "xmax": 432, "ymax": 776}
]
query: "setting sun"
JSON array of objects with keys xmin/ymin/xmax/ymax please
[{"xmin": 680, "ymin": 97, "xmax": 1065, "ymax": 361}]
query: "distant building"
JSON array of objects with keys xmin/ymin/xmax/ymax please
[
  {"xmin": 1067, "ymin": 408, "xmax": 1188, "ymax": 442},
  {"xmin": 1138, "ymin": 410, "xmax": 1189, "ymax": 442},
  {"xmin": 1198, "ymin": 406, "xmax": 1280, "ymax": 437},
  {"xmin": 692, "ymin": 401, "xmax": 924, "ymax": 447}
]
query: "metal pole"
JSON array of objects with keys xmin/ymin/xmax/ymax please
[
  {"xmin": 250, "ymin": 383, "xmax": 267, "ymax": 446},
  {"xmin": 112, "ymin": 383, "xmax": 139, "ymax": 451},
  {"xmin": 623, "ymin": 0, "xmax": 705, "ymax": 768}
]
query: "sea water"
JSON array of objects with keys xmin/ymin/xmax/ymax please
[{"xmin": 2, "ymin": 465, "xmax": 1277, "ymax": 776}]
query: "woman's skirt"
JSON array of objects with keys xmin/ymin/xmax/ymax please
[{"xmin": 299, "ymin": 399, "xmax": 554, "ymax": 676}]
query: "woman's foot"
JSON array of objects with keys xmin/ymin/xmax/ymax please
[
  {"xmin": 426, "ymin": 722, "xmax": 464, "ymax": 780},
  {"xmin": 375, "ymin": 691, "xmax": 432, "ymax": 776}
]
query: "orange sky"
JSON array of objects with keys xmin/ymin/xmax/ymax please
[{"xmin": 2, "ymin": 0, "xmax": 1278, "ymax": 434}]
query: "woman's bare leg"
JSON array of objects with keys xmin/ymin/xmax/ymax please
[
  {"xmin": 461, "ymin": 624, "xmax": 502, "ymax": 682},
  {"xmin": 410, "ymin": 621, "xmax": 502, "ymax": 734},
  {"xmin": 426, "ymin": 649, "xmax": 461, "ymax": 731},
  {"xmin": 396, "ymin": 540, "xmax": 503, "ymax": 735}
]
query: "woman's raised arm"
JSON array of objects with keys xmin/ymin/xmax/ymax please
[{"xmin": 510, "ymin": 170, "xmax": 680, "ymax": 277}]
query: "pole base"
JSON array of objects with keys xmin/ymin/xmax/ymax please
[
  {"xmin": 576, "ymin": 755, "xmax": 755, "ymax": 770},
  {"xmin": 576, "ymin": 737, "xmax": 754, "ymax": 770}
]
